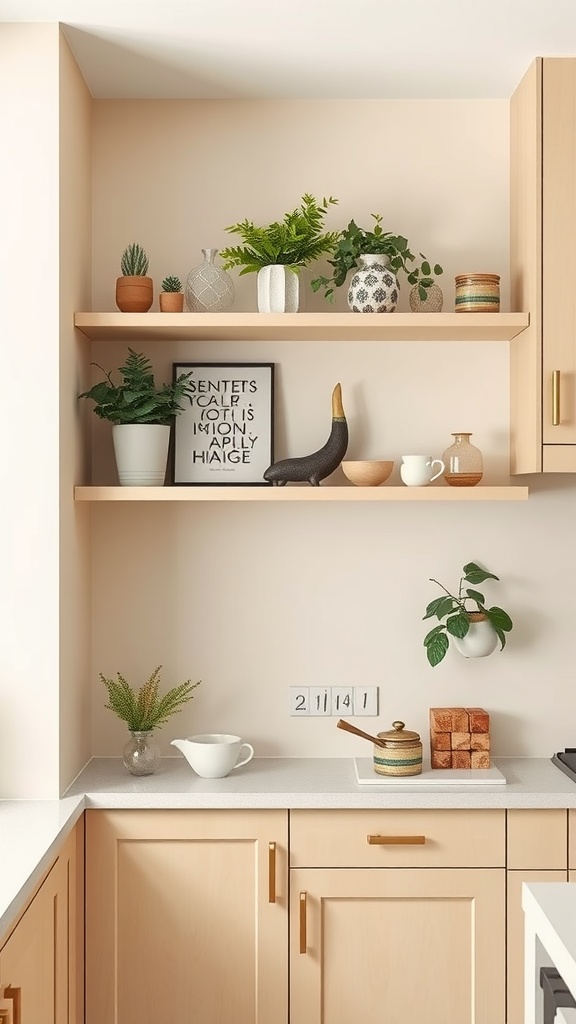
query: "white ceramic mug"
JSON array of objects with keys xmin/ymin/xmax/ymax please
[
  {"xmin": 400, "ymin": 454, "xmax": 445, "ymax": 486},
  {"xmin": 170, "ymin": 734, "xmax": 254, "ymax": 779}
]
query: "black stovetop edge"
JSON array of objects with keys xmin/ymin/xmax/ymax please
[{"xmin": 552, "ymin": 752, "xmax": 576, "ymax": 783}]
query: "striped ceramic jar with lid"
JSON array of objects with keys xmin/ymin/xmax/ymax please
[
  {"xmin": 373, "ymin": 720, "xmax": 422, "ymax": 777},
  {"xmin": 454, "ymin": 273, "xmax": 500, "ymax": 312}
]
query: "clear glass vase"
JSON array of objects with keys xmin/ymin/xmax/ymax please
[
  {"xmin": 123, "ymin": 730, "xmax": 161, "ymax": 776},
  {"xmin": 442, "ymin": 432, "xmax": 483, "ymax": 487},
  {"xmin": 185, "ymin": 248, "xmax": 234, "ymax": 312}
]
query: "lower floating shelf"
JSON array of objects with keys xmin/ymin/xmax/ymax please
[{"xmin": 74, "ymin": 485, "xmax": 529, "ymax": 502}]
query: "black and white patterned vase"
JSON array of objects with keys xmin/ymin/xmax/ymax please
[{"xmin": 347, "ymin": 254, "xmax": 399, "ymax": 313}]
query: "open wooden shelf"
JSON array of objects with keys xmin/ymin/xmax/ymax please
[
  {"xmin": 74, "ymin": 312, "xmax": 530, "ymax": 343},
  {"xmin": 74, "ymin": 485, "xmax": 529, "ymax": 502}
]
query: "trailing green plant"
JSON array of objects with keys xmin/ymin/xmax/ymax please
[
  {"xmin": 409, "ymin": 254, "xmax": 444, "ymax": 301},
  {"xmin": 78, "ymin": 348, "xmax": 194, "ymax": 425},
  {"xmin": 219, "ymin": 194, "xmax": 339, "ymax": 274},
  {"xmin": 311, "ymin": 214, "xmax": 442, "ymax": 302},
  {"xmin": 120, "ymin": 243, "xmax": 150, "ymax": 277},
  {"xmin": 161, "ymin": 275, "xmax": 182, "ymax": 292},
  {"xmin": 422, "ymin": 561, "xmax": 513, "ymax": 667},
  {"xmin": 101, "ymin": 665, "xmax": 200, "ymax": 731}
]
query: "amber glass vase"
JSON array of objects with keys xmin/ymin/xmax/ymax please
[{"xmin": 442, "ymin": 432, "xmax": 483, "ymax": 487}]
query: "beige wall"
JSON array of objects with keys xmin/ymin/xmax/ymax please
[
  {"xmin": 88, "ymin": 99, "xmax": 576, "ymax": 760},
  {"xmin": 3, "ymin": 56, "xmax": 574, "ymax": 784}
]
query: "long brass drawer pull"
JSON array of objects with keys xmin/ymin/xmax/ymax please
[
  {"xmin": 553, "ymin": 369, "xmax": 561, "ymax": 425},
  {"xmin": 299, "ymin": 891, "xmax": 307, "ymax": 953},
  {"xmin": 367, "ymin": 834, "xmax": 426, "ymax": 845},
  {"xmin": 268, "ymin": 842, "xmax": 276, "ymax": 903}
]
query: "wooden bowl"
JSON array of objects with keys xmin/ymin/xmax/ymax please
[{"xmin": 341, "ymin": 460, "xmax": 394, "ymax": 486}]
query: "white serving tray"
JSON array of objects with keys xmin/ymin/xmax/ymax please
[{"xmin": 354, "ymin": 757, "xmax": 506, "ymax": 786}]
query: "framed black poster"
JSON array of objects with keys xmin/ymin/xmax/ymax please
[{"xmin": 172, "ymin": 362, "xmax": 275, "ymax": 485}]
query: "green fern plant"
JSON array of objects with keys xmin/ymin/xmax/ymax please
[
  {"xmin": 78, "ymin": 348, "xmax": 194, "ymax": 424},
  {"xmin": 219, "ymin": 194, "xmax": 339, "ymax": 274},
  {"xmin": 121, "ymin": 243, "xmax": 150, "ymax": 276},
  {"xmin": 161, "ymin": 275, "xmax": 182, "ymax": 292},
  {"xmin": 101, "ymin": 666, "xmax": 200, "ymax": 731}
]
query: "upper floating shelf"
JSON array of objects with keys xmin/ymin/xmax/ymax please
[
  {"xmin": 74, "ymin": 312, "xmax": 530, "ymax": 343},
  {"xmin": 74, "ymin": 485, "xmax": 529, "ymax": 502}
]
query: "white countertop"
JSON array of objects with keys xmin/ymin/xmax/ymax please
[
  {"xmin": 1, "ymin": 756, "xmax": 576, "ymax": 942},
  {"xmin": 65, "ymin": 755, "xmax": 576, "ymax": 809}
]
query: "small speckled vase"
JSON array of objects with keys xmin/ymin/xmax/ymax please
[
  {"xmin": 123, "ymin": 730, "xmax": 161, "ymax": 776},
  {"xmin": 409, "ymin": 282, "xmax": 444, "ymax": 312},
  {"xmin": 348, "ymin": 254, "xmax": 399, "ymax": 313}
]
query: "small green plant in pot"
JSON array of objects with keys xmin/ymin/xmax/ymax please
[
  {"xmin": 160, "ymin": 275, "xmax": 184, "ymax": 313},
  {"xmin": 116, "ymin": 242, "xmax": 153, "ymax": 312},
  {"xmin": 408, "ymin": 255, "xmax": 444, "ymax": 311},
  {"xmin": 311, "ymin": 214, "xmax": 443, "ymax": 313},
  {"xmin": 422, "ymin": 561, "xmax": 513, "ymax": 667},
  {"xmin": 219, "ymin": 194, "xmax": 340, "ymax": 312},
  {"xmin": 78, "ymin": 349, "xmax": 194, "ymax": 485},
  {"xmin": 100, "ymin": 665, "xmax": 201, "ymax": 776}
]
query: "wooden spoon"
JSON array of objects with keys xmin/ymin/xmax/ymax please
[{"xmin": 337, "ymin": 718, "xmax": 386, "ymax": 748}]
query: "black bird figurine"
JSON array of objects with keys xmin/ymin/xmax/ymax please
[{"xmin": 264, "ymin": 383, "xmax": 348, "ymax": 486}]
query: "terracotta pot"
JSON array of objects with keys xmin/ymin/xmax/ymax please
[
  {"xmin": 159, "ymin": 292, "xmax": 184, "ymax": 312},
  {"xmin": 115, "ymin": 276, "xmax": 153, "ymax": 313}
]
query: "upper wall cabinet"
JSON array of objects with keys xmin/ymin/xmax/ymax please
[{"xmin": 511, "ymin": 58, "xmax": 576, "ymax": 473}]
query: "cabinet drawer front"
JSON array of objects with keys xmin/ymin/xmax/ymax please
[
  {"xmin": 290, "ymin": 809, "xmax": 505, "ymax": 867},
  {"xmin": 507, "ymin": 809, "xmax": 567, "ymax": 869}
]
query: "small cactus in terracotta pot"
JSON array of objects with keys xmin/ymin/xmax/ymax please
[
  {"xmin": 116, "ymin": 243, "xmax": 153, "ymax": 312},
  {"xmin": 159, "ymin": 275, "xmax": 184, "ymax": 312}
]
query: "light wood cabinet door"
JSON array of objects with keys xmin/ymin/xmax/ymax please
[
  {"xmin": 86, "ymin": 809, "xmax": 288, "ymax": 1024},
  {"xmin": 0, "ymin": 819, "xmax": 82, "ymax": 1024},
  {"xmin": 0, "ymin": 861, "xmax": 65, "ymax": 1024},
  {"xmin": 290, "ymin": 867, "xmax": 505, "ymax": 1024},
  {"xmin": 511, "ymin": 57, "xmax": 576, "ymax": 471}
]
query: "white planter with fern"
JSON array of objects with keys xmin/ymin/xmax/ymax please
[
  {"xmin": 79, "ymin": 350, "xmax": 194, "ymax": 487},
  {"xmin": 257, "ymin": 265, "xmax": 299, "ymax": 313},
  {"xmin": 112, "ymin": 424, "xmax": 170, "ymax": 486}
]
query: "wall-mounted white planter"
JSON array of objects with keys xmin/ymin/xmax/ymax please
[
  {"xmin": 452, "ymin": 615, "xmax": 499, "ymax": 659},
  {"xmin": 257, "ymin": 265, "xmax": 299, "ymax": 313},
  {"xmin": 112, "ymin": 424, "xmax": 170, "ymax": 486}
]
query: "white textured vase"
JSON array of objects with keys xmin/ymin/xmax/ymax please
[
  {"xmin": 348, "ymin": 254, "xmax": 399, "ymax": 313},
  {"xmin": 112, "ymin": 424, "xmax": 170, "ymax": 486},
  {"xmin": 257, "ymin": 265, "xmax": 299, "ymax": 313},
  {"xmin": 452, "ymin": 615, "xmax": 498, "ymax": 659}
]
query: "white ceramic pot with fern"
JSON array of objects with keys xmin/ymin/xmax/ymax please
[
  {"xmin": 78, "ymin": 350, "xmax": 195, "ymax": 487},
  {"xmin": 218, "ymin": 194, "xmax": 340, "ymax": 314},
  {"xmin": 112, "ymin": 424, "xmax": 171, "ymax": 486}
]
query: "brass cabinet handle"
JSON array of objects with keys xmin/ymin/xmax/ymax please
[
  {"xmin": 299, "ymin": 891, "xmax": 307, "ymax": 953},
  {"xmin": 268, "ymin": 842, "xmax": 276, "ymax": 903},
  {"xmin": 367, "ymin": 834, "xmax": 426, "ymax": 845},
  {"xmin": 0, "ymin": 985, "xmax": 20, "ymax": 1024},
  {"xmin": 553, "ymin": 369, "xmax": 561, "ymax": 425}
]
